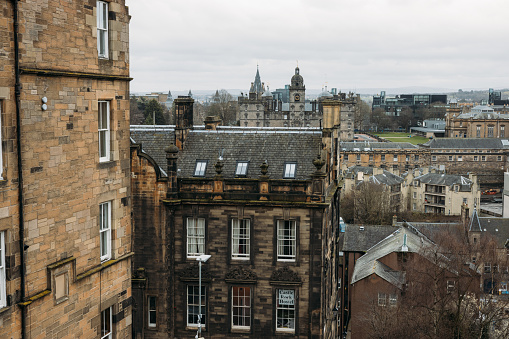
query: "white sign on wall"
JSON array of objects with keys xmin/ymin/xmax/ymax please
[{"xmin": 278, "ymin": 289, "xmax": 294, "ymax": 305}]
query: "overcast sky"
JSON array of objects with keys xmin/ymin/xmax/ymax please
[{"xmin": 125, "ymin": 0, "xmax": 509, "ymax": 94}]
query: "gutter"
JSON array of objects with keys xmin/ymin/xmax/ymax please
[{"xmin": 12, "ymin": 0, "xmax": 27, "ymax": 337}]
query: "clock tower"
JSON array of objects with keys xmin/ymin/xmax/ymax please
[{"xmin": 289, "ymin": 67, "xmax": 305, "ymax": 106}]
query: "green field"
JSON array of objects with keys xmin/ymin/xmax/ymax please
[{"xmin": 373, "ymin": 132, "xmax": 430, "ymax": 145}]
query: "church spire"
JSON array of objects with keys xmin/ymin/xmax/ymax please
[{"xmin": 251, "ymin": 65, "xmax": 263, "ymax": 94}]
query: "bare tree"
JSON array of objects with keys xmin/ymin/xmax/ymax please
[{"xmin": 207, "ymin": 89, "xmax": 238, "ymax": 125}]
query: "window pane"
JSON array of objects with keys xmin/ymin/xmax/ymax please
[
  {"xmin": 232, "ymin": 286, "xmax": 251, "ymax": 328},
  {"xmin": 187, "ymin": 285, "xmax": 206, "ymax": 326}
]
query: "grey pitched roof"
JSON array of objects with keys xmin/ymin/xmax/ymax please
[
  {"xmin": 370, "ymin": 172, "xmax": 404, "ymax": 186},
  {"xmin": 344, "ymin": 166, "xmax": 374, "ymax": 177},
  {"xmin": 422, "ymin": 138, "xmax": 509, "ymax": 149},
  {"xmin": 414, "ymin": 173, "xmax": 473, "ymax": 190},
  {"xmin": 351, "ymin": 227, "xmax": 433, "ymax": 288},
  {"xmin": 342, "ymin": 225, "xmax": 397, "ymax": 252},
  {"xmin": 178, "ymin": 129, "xmax": 322, "ymax": 179},
  {"xmin": 130, "ymin": 125, "xmax": 176, "ymax": 171},
  {"xmin": 341, "ymin": 142, "xmax": 418, "ymax": 151},
  {"xmin": 478, "ymin": 217, "xmax": 509, "ymax": 248}
]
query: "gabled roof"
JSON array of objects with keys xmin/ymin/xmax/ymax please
[
  {"xmin": 342, "ymin": 225, "xmax": 397, "ymax": 252},
  {"xmin": 351, "ymin": 227, "xmax": 434, "ymax": 288}
]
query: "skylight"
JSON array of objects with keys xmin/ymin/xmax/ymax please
[
  {"xmin": 236, "ymin": 161, "xmax": 249, "ymax": 176},
  {"xmin": 194, "ymin": 161, "xmax": 207, "ymax": 177},
  {"xmin": 284, "ymin": 162, "xmax": 296, "ymax": 178}
]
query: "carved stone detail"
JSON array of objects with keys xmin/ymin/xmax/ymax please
[
  {"xmin": 225, "ymin": 266, "xmax": 257, "ymax": 281},
  {"xmin": 179, "ymin": 264, "xmax": 211, "ymax": 280},
  {"xmin": 270, "ymin": 266, "xmax": 301, "ymax": 282}
]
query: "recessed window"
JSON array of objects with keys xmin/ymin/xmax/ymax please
[
  {"xmin": 277, "ymin": 220, "xmax": 296, "ymax": 261},
  {"xmin": 432, "ymin": 155, "xmax": 436, "ymax": 161},
  {"xmin": 232, "ymin": 219, "xmax": 250, "ymax": 260},
  {"xmin": 381, "ymin": 155, "xmax": 386, "ymax": 161},
  {"xmin": 276, "ymin": 289, "xmax": 295, "ymax": 332},
  {"xmin": 98, "ymin": 101, "xmax": 110, "ymax": 162},
  {"xmin": 283, "ymin": 162, "xmax": 296, "ymax": 179},
  {"xmin": 101, "ymin": 307, "xmax": 112, "ymax": 339},
  {"xmin": 482, "ymin": 156, "xmax": 486, "ymax": 161},
  {"xmin": 378, "ymin": 292, "xmax": 387, "ymax": 306},
  {"xmin": 148, "ymin": 296, "xmax": 157, "ymax": 328},
  {"xmin": 389, "ymin": 294, "xmax": 397, "ymax": 306},
  {"xmin": 54, "ymin": 272, "xmax": 68, "ymax": 304},
  {"xmin": 415, "ymin": 154, "xmax": 419, "ymax": 161},
  {"xmin": 187, "ymin": 217, "xmax": 205, "ymax": 258},
  {"xmin": 232, "ymin": 286, "xmax": 251, "ymax": 329},
  {"xmin": 449, "ymin": 156, "xmax": 453, "ymax": 161},
  {"xmin": 0, "ymin": 231, "xmax": 5, "ymax": 308},
  {"xmin": 235, "ymin": 162, "xmax": 249, "ymax": 176},
  {"xmin": 474, "ymin": 156, "xmax": 478, "ymax": 161},
  {"xmin": 187, "ymin": 285, "xmax": 206, "ymax": 327},
  {"xmin": 194, "ymin": 161, "xmax": 207, "ymax": 177},
  {"xmin": 393, "ymin": 155, "xmax": 398, "ymax": 162},
  {"xmin": 100, "ymin": 201, "xmax": 111, "ymax": 262},
  {"xmin": 97, "ymin": 1, "xmax": 109, "ymax": 58}
]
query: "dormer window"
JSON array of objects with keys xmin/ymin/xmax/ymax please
[
  {"xmin": 194, "ymin": 161, "xmax": 207, "ymax": 177},
  {"xmin": 283, "ymin": 162, "xmax": 296, "ymax": 179},
  {"xmin": 236, "ymin": 161, "xmax": 249, "ymax": 176}
]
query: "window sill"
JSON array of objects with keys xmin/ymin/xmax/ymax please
[
  {"xmin": 231, "ymin": 327, "xmax": 250, "ymax": 333},
  {"xmin": 97, "ymin": 160, "xmax": 117, "ymax": 169},
  {"xmin": 185, "ymin": 326, "xmax": 206, "ymax": 331},
  {"xmin": 0, "ymin": 305, "xmax": 9, "ymax": 314}
]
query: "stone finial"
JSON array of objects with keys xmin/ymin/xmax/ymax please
[
  {"xmin": 313, "ymin": 153, "xmax": 325, "ymax": 171},
  {"xmin": 215, "ymin": 159, "xmax": 223, "ymax": 175},
  {"xmin": 165, "ymin": 144, "xmax": 179, "ymax": 155},
  {"xmin": 260, "ymin": 160, "xmax": 269, "ymax": 176}
]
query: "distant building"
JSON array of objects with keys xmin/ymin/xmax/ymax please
[
  {"xmin": 410, "ymin": 119, "xmax": 446, "ymax": 138},
  {"xmin": 445, "ymin": 102, "xmax": 509, "ymax": 138},
  {"xmin": 238, "ymin": 66, "xmax": 359, "ymax": 141},
  {"xmin": 372, "ymin": 92, "xmax": 447, "ymax": 117}
]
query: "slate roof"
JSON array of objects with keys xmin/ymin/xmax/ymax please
[
  {"xmin": 341, "ymin": 141, "xmax": 418, "ymax": 151},
  {"xmin": 370, "ymin": 172, "xmax": 404, "ymax": 186},
  {"xmin": 178, "ymin": 129, "xmax": 321, "ymax": 180},
  {"xmin": 414, "ymin": 173, "xmax": 473, "ymax": 191},
  {"xmin": 342, "ymin": 225, "xmax": 397, "ymax": 252},
  {"xmin": 351, "ymin": 227, "xmax": 433, "ymax": 288},
  {"xmin": 130, "ymin": 125, "xmax": 176, "ymax": 172},
  {"xmin": 422, "ymin": 138, "xmax": 509, "ymax": 149},
  {"xmin": 478, "ymin": 217, "xmax": 509, "ymax": 248},
  {"xmin": 131, "ymin": 125, "xmax": 323, "ymax": 180}
]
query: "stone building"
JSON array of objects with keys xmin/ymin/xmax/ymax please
[
  {"xmin": 130, "ymin": 97, "xmax": 342, "ymax": 338},
  {"xmin": 445, "ymin": 103, "xmax": 509, "ymax": 138},
  {"xmin": 238, "ymin": 67, "xmax": 358, "ymax": 141},
  {"xmin": 0, "ymin": 1, "xmax": 132, "ymax": 338},
  {"xmin": 340, "ymin": 138, "xmax": 509, "ymax": 188}
]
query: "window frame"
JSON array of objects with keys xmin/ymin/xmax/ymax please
[
  {"xmin": 235, "ymin": 161, "xmax": 249, "ymax": 177},
  {"xmin": 97, "ymin": 1, "xmax": 109, "ymax": 59},
  {"xmin": 194, "ymin": 160, "xmax": 208, "ymax": 177},
  {"xmin": 148, "ymin": 295, "xmax": 157, "ymax": 328},
  {"xmin": 276, "ymin": 220, "xmax": 297, "ymax": 262},
  {"xmin": 231, "ymin": 218, "xmax": 250, "ymax": 260},
  {"xmin": 187, "ymin": 285, "xmax": 207, "ymax": 328},
  {"xmin": 283, "ymin": 162, "xmax": 297, "ymax": 179},
  {"xmin": 99, "ymin": 201, "xmax": 112, "ymax": 262},
  {"xmin": 101, "ymin": 306, "xmax": 112, "ymax": 339},
  {"xmin": 231, "ymin": 286, "xmax": 251, "ymax": 330},
  {"xmin": 378, "ymin": 292, "xmax": 387, "ymax": 306},
  {"xmin": 186, "ymin": 217, "xmax": 206, "ymax": 258},
  {"xmin": 0, "ymin": 231, "xmax": 5, "ymax": 308},
  {"xmin": 276, "ymin": 288, "xmax": 296, "ymax": 333},
  {"xmin": 98, "ymin": 100, "xmax": 110, "ymax": 162}
]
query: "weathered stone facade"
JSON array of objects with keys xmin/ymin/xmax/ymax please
[
  {"xmin": 0, "ymin": 1, "xmax": 132, "ymax": 338},
  {"xmin": 131, "ymin": 99, "xmax": 343, "ymax": 338}
]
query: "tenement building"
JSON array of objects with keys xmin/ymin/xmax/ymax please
[
  {"xmin": 238, "ymin": 66, "xmax": 358, "ymax": 141},
  {"xmin": 130, "ymin": 97, "xmax": 342, "ymax": 338},
  {"xmin": 0, "ymin": 1, "xmax": 132, "ymax": 338}
]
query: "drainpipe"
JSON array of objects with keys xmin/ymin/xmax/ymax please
[{"xmin": 12, "ymin": 0, "xmax": 27, "ymax": 338}]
